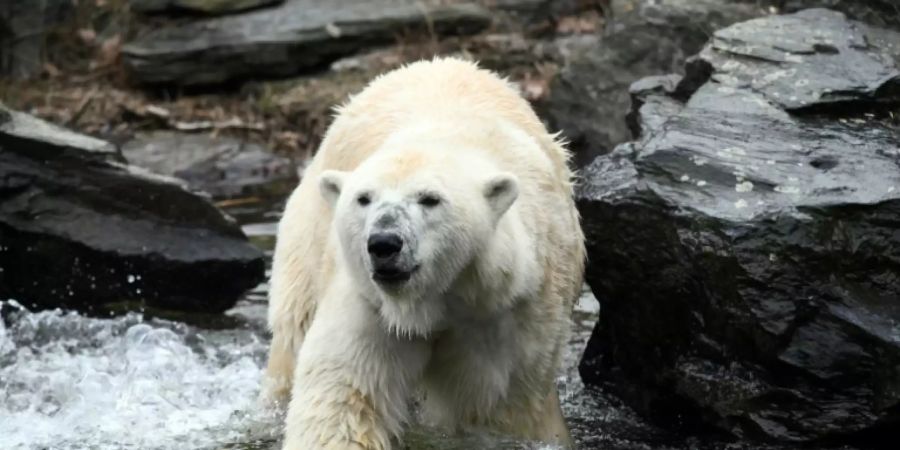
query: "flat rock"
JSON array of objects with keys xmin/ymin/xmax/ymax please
[
  {"xmin": 704, "ymin": 8, "xmax": 900, "ymax": 110},
  {"xmin": 122, "ymin": 0, "xmax": 491, "ymax": 86},
  {"xmin": 577, "ymin": 9, "xmax": 900, "ymax": 444},
  {"xmin": 0, "ymin": 106, "xmax": 119, "ymax": 161},
  {"xmin": 129, "ymin": 0, "xmax": 284, "ymax": 15},
  {"xmin": 122, "ymin": 132, "xmax": 297, "ymax": 199},
  {"xmin": 0, "ymin": 105, "xmax": 265, "ymax": 313}
]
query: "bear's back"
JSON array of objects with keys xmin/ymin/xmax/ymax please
[{"xmin": 315, "ymin": 58, "xmax": 570, "ymax": 177}]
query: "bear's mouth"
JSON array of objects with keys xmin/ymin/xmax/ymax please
[{"xmin": 372, "ymin": 265, "xmax": 419, "ymax": 284}]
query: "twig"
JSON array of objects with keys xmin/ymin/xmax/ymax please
[
  {"xmin": 69, "ymin": 67, "xmax": 116, "ymax": 84},
  {"xmin": 215, "ymin": 197, "xmax": 262, "ymax": 208},
  {"xmin": 416, "ymin": 1, "xmax": 439, "ymax": 53},
  {"xmin": 172, "ymin": 117, "xmax": 265, "ymax": 132},
  {"xmin": 65, "ymin": 86, "xmax": 99, "ymax": 126}
]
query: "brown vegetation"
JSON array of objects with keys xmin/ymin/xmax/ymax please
[{"xmin": 1, "ymin": 0, "xmax": 604, "ymax": 157}]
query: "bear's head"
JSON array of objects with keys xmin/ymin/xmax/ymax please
[{"xmin": 318, "ymin": 128, "xmax": 519, "ymax": 331}]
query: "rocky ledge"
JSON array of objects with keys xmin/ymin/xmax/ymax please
[
  {"xmin": 122, "ymin": 0, "xmax": 492, "ymax": 86},
  {"xmin": 0, "ymin": 104, "xmax": 265, "ymax": 313},
  {"xmin": 577, "ymin": 8, "xmax": 900, "ymax": 445}
]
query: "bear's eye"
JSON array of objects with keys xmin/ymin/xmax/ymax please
[
  {"xmin": 418, "ymin": 194, "xmax": 441, "ymax": 207},
  {"xmin": 357, "ymin": 194, "xmax": 371, "ymax": 206}
]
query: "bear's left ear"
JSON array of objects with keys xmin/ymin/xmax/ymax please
[
  {"xmin": 319, "ymin": 170, "xmax": 347, "ymax": 207},
  {"xmin": 484, "ymin": 173, "xmax": 519, "ymax": 217}
]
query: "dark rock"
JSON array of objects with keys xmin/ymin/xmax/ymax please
[
  {"xmin": 490, "ymin": 0, "xmax": 549, "ymax": 16},
  {"xmin": 122, "ymin": 0, "xmax": 491, "ymax": 86},
  {"xmin": 0, "ymin": 105, "xmax": 265, "ymax": 313},
  {"xmin": 0, "ymin": 0, "xmax": 73, "ymax": 78},
  {"xmin": 122, "ymin": 132, "xmax": 297, "ymax": 199},
  {"xmin": 0, "ymin": 104, "xmax": 120, "ymax": 161},
  {"xmin": 540, "ymin": 0, "xmax": 764, "ymax": 169},
  {"xmin": 129, "ymin": 0, "xmax": 284, "ymax": 15},
  {"xmin": 577, "ymin": 9, "xmax": 900, "ymax": 444},
  {"xmin": 780, "ymin": 0, "xmax": 900, "ymax": 30},
  {"xmin": 490, "ymin": 0, "xmax": 597, "ymax": 24}
]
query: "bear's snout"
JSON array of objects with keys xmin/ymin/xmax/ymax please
[
  {"xmin": 367, "ymin": 232, "xmax": 417, "ymax": 283},
  {"xmin": 368, "ymin": 232, "xmax": 403, "ymax": 259}
]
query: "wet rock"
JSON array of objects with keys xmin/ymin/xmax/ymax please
[
  {"xmin": 122, "ymin": 0, "xmax": 491, "ymax": 86},
  {"xmin": 701, "ymin": 8, "xmax": 900, "ymax": 110},
  {"xmin": 540, "ymin": 0, "xmax": 764, "ymax": 169},
  {"xmin": 0, "ymin": 105, "xmax": 265, "ymax": 313},
  {"xmin": 577, "ymin": 9, "xmax": 900, "ymax": 444},
  {"xmin": 129, "ymin": 0, "xmax": 284, "ymax": 15},
  {"xmin": 122, "ymin": 132, "xmax": 296, "ymax": 199}
]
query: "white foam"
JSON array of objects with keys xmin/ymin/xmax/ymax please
[
  {"xmin": 0, "ymin": 288, "xmax": 610, "ymax": 450},
  {"xmin": 0, "ymin": 302, "xmax": 279, "ymax": 450}
]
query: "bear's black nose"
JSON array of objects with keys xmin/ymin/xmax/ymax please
[{"xmin": 368, "ymin": 232, "xmax": 403, "ymax": 259}]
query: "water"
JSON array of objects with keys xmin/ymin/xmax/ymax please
[
  {"xmin": 0, "ymin": 195, "xmax": 701, "ymax": 450},
  {"xmin": 0, "ymin": 302, "xmax": 280, "ymax": 450}
]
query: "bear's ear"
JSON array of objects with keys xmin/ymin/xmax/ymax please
[
  {"xmin": 319, "ymin": 170, "xmax": 347, "ymax": 207},
  {"xmin": 484, "ymin": 173, "xmax": 519, "ymax": 217}
]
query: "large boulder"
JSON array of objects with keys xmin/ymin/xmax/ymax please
[
  {"xmin": 577, "ymin": 9, "xmax": 900, "ymax": 445},
  {"xmin": 122, "ymin": 0, "xmax": 491, "ymax": 86},
  {"xmin": 539, "ymin": 0, "xmax": 765, "ymax": 169},
  {"xmin": 0, "ymin": 105, "xmax": 265, "ymax": 313},
  {"xmin": 541, "ymin": 0, "xmax": 900, "ymax": 169}
]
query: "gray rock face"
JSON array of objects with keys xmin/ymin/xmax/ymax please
[
  {"xmin": 540, "ymin": 0, "xmax": 763, "ymax": 169},
  {"xmin": 577, "ymin": 9, "xmax": 900, "ymax": 444},
  {"xmin": 129, "ymin": 0, "xmax": 284, "ymax": 15},
  {"xmin": 704, "ymin": 8, "xmax": 900, "ymax": 110},
  {"xmin": 122, "ymin": 132, "xmax": 296, "ymax": 199},
  {"xmin": 0, "ymin": 105, "xmax": 265, "ymax": 313},
  {"xmin": 122, "ymin": 0, "xmax": 491, "ymax": 86}
]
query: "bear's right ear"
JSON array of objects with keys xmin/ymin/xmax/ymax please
[
  {"xmin": 484, "ymin": 172, "xmax": 519, "ymax": 218},
  {"xmin": 319, "ymin": 170, "xmax": 347, "ymax": 207}
]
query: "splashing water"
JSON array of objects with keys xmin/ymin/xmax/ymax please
[
  {"xmin": 0, "ymin": 291, "xmax": 615, "ymax": 450},
  {"xmin": 0, "ymin": 300, "xmax": 280, "ymax": 450}
]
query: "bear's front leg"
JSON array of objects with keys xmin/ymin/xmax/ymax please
[
  {"xmin": 260, "ymin": 327, "xmax": 296, "ymax": 408},
  {"xmin": 283, "ymin": 284, "xmax": 430, "ymax": 450}
]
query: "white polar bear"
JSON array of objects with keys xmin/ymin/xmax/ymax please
[{"xmin": 263, "ymin": 57, "xmax": 585, "ymax": 450}]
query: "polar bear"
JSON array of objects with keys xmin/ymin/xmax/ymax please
[{"xmin": 263, "ymin": 57, "xmax": 585, "ymax": 450}]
